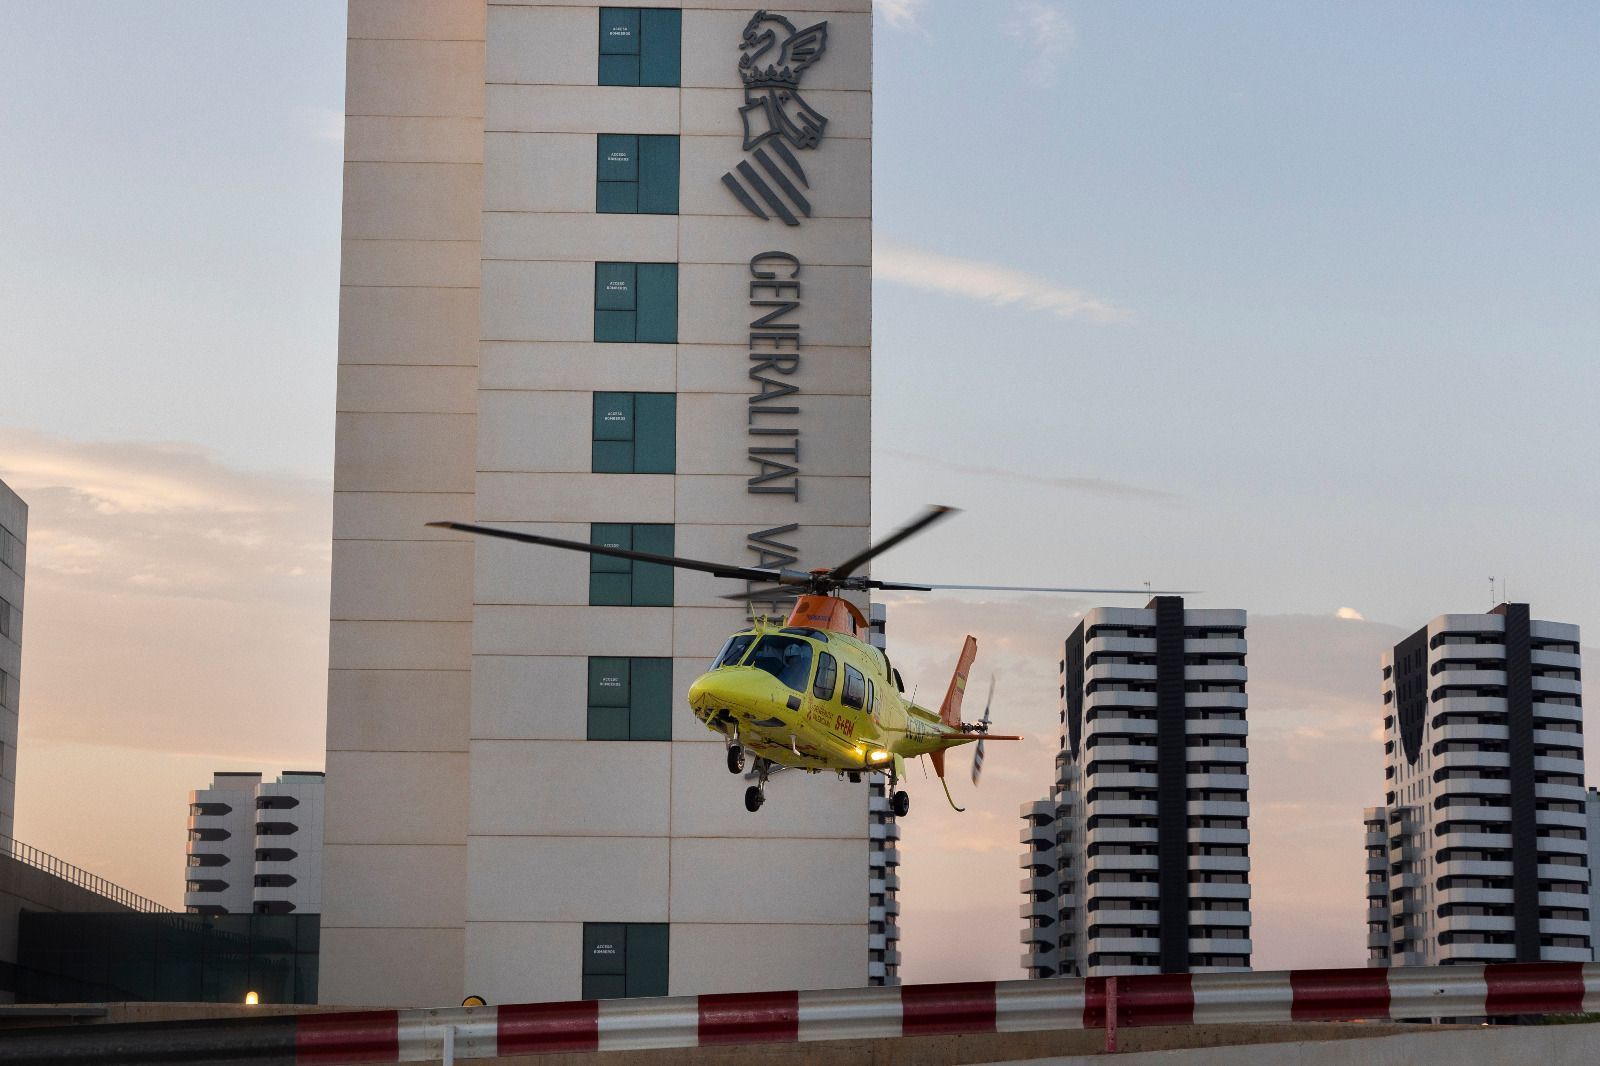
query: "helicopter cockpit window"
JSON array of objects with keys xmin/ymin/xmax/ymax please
[
  {"xmin": 712, "ymin": 633, "xmax": 756, "ymax": 669},
  {"xmin": 813, "ymin": 652, "xmax": 838, "ymax": 700},
  {"xmin": 748, "ymin": 635, "xmax": 814, "ymax": 692},
  {"xmin": 841, "ymin": 664, "xmax": 865, "ymax": 710}
]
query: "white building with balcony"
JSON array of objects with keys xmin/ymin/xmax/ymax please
[
  {"xmin": 185, "ymin": 771, "xmax": 324, "ymax": 915},
  {"xmin": 1365, "ymin": 604, "xmax": 1590, "ymax": 966},
  {"xmin": 0, "ymin": 478, "xmax": 26, "ymax": 844},
  {"xmin": 1021, "ymin": 598, "xmax": 1251, "ymax": 977}
]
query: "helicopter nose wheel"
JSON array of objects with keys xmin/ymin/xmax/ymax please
[
  {"xmin": 727, "ymin": 745, "xmax": 745, "ymax": 774},
  {"xmin": 892, "ymin": 790, "xmax": 910, "ymax": 817}
]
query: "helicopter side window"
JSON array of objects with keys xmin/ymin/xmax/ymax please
[
  {"xmin": 867, "ymin": 679, "xmax": 876, "ymax": 715},
  {"xmin": 841, "ymin": 664, "xmax": 865, "ymax": 710},
  {"xmin": 713, "ymin": 634, "xmax": 756, "ymax": 669},
  {"xmin": 813, "ymin": 652, "xmax": 838, "ymax": 700},
  {"xmin": 748, "ymin": 635, "xmax": 814, "ymax": 693}
]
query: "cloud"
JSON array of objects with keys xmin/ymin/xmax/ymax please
[
  {"xmin": 875, "ymin": 237, "xmax": 1129, "ymax": 323},
  {"xmin": 1002, "ymin": 0, "xmax": 1075, "ymax": 87},
  {"xmin": 880, "ymin": 447, "xmax": 1176, "ymax": 503},
  {"xmin": 874, "ymin": 0, "xmax": 927, "ymax": 29},
  {"xmin": 1336, "ymin": 606, "xmax": 1365, "ymax": 620}
]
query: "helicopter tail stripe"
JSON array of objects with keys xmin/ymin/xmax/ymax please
[{"xmin": 938, "ymin": 635, "xmax": 979, "ymax": 730}]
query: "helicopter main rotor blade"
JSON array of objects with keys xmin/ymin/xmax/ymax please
[
  {"xmin": 826, "ymin": 504, "xmax": 958, "ymax": 582},
  {"xmin": 868, "ymin": 582, "xmax": 1197, "ymax": 595},
  {"xmin": 427, "ymin": 522, "xmax": 798, "ymax": 585}
]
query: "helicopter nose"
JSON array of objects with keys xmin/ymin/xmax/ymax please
[{"xmin": 689, "ymin": 669, "xmax": 783, "ymax": 718}]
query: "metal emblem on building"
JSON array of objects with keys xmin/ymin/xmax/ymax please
[{"xmin": 721, "ymin": 11, "xmax": 829, "ymax": 226}]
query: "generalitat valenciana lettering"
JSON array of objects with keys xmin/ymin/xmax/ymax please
[{"xmin": 747, "ymin": 251, "xmax": 802, "ymax": 500}]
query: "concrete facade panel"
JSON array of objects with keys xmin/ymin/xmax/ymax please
[
  {"xmin": 673, "ymin": 474, "xmax": 870, "ymax": 526},
  {"xmin": 341, "ymin": 241, "xmax": 482, "ymax": 288},
  {"xmin": 473, "ymin": 606, "xmax": 672, "ymax": 657},
  {"xmin": 671, "ymin": 743, "xmax": 868, "ymax": 838},
  {"xmin": 669, "ymin": 922, "xmax": 864, "ymax": 995},
  {"xmin": 674, "ymin": 393, "xmax": 870, "ymax": 477},
  {"xmin": 678, "ymin": 263, "xmax": 870, "ymax": 348},
  {"xmin": 317, "ymin": 926, "xmax": 464, "ymax": 1007},
  {"xmin": 346, "ymin": 39, "xmax": 486, "ymax": 119},
  {"xmin": 679, "ymin": 135, "xmax": 872, "ymax": 219},
  {"xmin": 474, "ymin": 473, "xmax": 676, "ymax": 523},
  {"xmin": 477, "ymin": 390, "xmax": 591, "ymax": 472},
  {"xmin": 328, "ymin": 668, "xmax": 472, "ymax": 752},
  {"xmin": 332, "ymin": 491, "xmax": 474, "ymax": 541},
  {"xmin": 339, "ymin": 287, "xmax": 481, "ymax": 365},
  {"xmin": 471, "ymin": 655, "xmax": 588, "ymax": 739},
  {"xmin": 483, "ymin": 133, "xmax": 596, "ymax": 213},
  {"xmin": 321, "ymin": 844, "xmax": 468, "ymax": 927},
  {"xmin": 670, "ymin": 838, "xmax": 867, "ymax": 924},
  {"xmin": 676, "ymin": 344, "xmax": 869, "ymax": 396},
  {"xmin": 469, "ymin": 740, "xmax": 671, "ymax": 836},
  {"xmin": 342, "ymin": 162, "xmax": 484, "ymax": 241},
  {"xmin": 338, "ymin": 365, "xmax": 478, "ymax": 413},
  {"xmin": 329, "ymin": 620, "xmax": 472, "ymax": 672},
  {"xmin": 463, "ymin": 921, "xmax": 582, "ymax": 1005},
  {"xmin": 471, "ymin": 527, "xmax": 592, "ymax": 606},
  {"xmin": 485, "ymin": 5, "xmax": 598, "ymax": 86},
  {"xmin": 672, "ymin": 606, "xmax": 760, "ymax": 659},
  {"xmin": 480, "ymin": 260, "xmax": 592, "ymax": 341},
  {"xmin": 479, "ymin": 342, "xmax": 677, "ymax": 392},
  {"xmin": 483, "ymin": 211, "xmax": 679, "ymax": 263},
  {"xmin": 486, "ymin": 85, "xmax": 680, "ymax": 135},
  {"xmin": 679, "ymin": 215, "xmax": 870, "ymax": 266},
  {"xmin": 324, "ymin": 751, "xmax": 470, "ymax": 845},
  {"xmin": 348, "ymin": 0, "xmax": 486, "ymax": 41},
  {"xmin": 681, "ymin": 88, "xmax": 869, "ymax": 141},
  {"xmin": 680, "ymin": 10, "xmax": 871, "ymax": 93},
  {"xmin": 334, "ymin": 412, "xmax": 477, "ymax": 493},
  {"xmin": 468, "ymin": 836, "xmax": 670, "ymax": 921},
  {"xmin": 345, "ymin": 116, "xmax": 486, "ymax": 164}
]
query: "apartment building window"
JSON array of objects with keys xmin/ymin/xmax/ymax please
[
  {"xmin": 0, "ymin": 526, "xmax": 16, "ymax": 572},
  {"xmin": 597, "ymin": 135, "xmax": 679, "ymax": 214},
  {"xmin": 582, "ymin": 922, "xmax": 668, "ymax": 999},
  {"xmin": 598, "ymin": 8, "xmax": 681, "ymax": 87},
  {"xmin": 589, "ymin": 524, "xmax": 673, "ymax": 606},
  {"xmin": 593, "ymin": 393, "xmax": 675, "ymax": 473},
  {"xmin": 595, "ymin": 263, "xmax": 677, "ymax": 343},
  {"xmin": 0, "ymin": 669, "xmax": 9, "ymax": 709},
  {"xmin": 0, "ymin": 596, "xmax": 11, "ymax": 638},
  {"xmin": 587, "ymin": 657, "xmax": 673, "ymax": 740}
]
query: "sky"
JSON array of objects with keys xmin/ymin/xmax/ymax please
[{"xmin": 2, "ymin": 1, "xmax": 1598, "ymax": 984}]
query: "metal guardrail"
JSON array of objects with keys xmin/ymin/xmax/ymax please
[
  {"xmin": 1, "ymin": 961, "xmax": 1597, "ymax": 1063},
  {"xmin": 0, "ymin": 835, "xmax": 171, "ymax": 914}
]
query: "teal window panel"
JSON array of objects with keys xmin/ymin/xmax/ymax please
[
  {"xmin": 630, "ymin": 524, "xmax": 674, "ymax": 606},
  {"xmin": 592, "ymin": 439, "xmax": 633, "ymax": 473},
  {"xmin": 637, "ymin": 136, "xmax": 679, "ymax": 214},
  {"xmin": 583, "ymin": 923, "xmax": 628, "ymax": 974},
  {"xmin": 634, "ymin": 263, "xmax": 678, "ymax": 344},
  {"xmin": 624, "ymin": 924, "xmax": 669, "ymax": 997},
  {"xmin": 597, "ymin": 134, "xmax": 638, "ymax": 182},
  {"xmin": 593, "ymin": 393, "xmax": 634, "ymax": 441},
  {"xmin": 596, "ymin": 181, "xmax": 638, "ymax": 214},
  {"xmin": 595, "ymin": 263, "xmax": 636, "ymax": 310},
  {"xmin": 587, "ymin": 705, "xmax": 630, "ymax": 741},
  {"xmin": 589, "ymin": 572, "xmax": 632, "ymax": 605},
  {"xmin": 638, "ymin": 9, "xmax": 681, "ymax": 87},
  {"xmin": 594, "ymin": 309, "xmax": 636, "ymax": 343},
  {"xmin": 590, "ymin": 524, "xmax": 632, "ymax": 572},
  {"xmin": 588, "ymin": 657, "xmax": 630, "ymax": 707},
  {"xmin": 584, "ymin": 973, "xmax": 627, "ymax": 999},
  {"xmin": 630, "ymin": 658, "xmax": 674, "ymax": 740},
  {"xmin": 598, "ymin": 54, "xmax": 639, "ymax": 86},
  {"xmin": 598, "ymin": 9, "xmax": 640, "ymax": 55},
  {"xmin": 632, "ymin": 393, "xmax": 675, "ymax": 474}
]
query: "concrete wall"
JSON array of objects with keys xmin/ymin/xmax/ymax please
[{"xmin": 0, "ymin": 853, "xmax": 131, "ymax": 1003}]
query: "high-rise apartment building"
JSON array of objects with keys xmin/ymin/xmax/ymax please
[
  {"xmin": 0, "ymin": 478, "xmax": 25, "ymax": 844},
  {"xmin": 325, "ymin": 1, "xmax": 873, "ymax": 1005},
  {"xmin": 185, "ymin": 771, "xmax": 325, "ymax": 916},
  {"xmin": 1021, "ymin": 598, "xmax": 1252, "ymax": 977},
  {"xmin": 1364, "ymin": 605, "xmax": 1590, "ymax": 966}
]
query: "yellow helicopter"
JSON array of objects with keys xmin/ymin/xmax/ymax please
[{"xmin": 431, "ymin": 506, "xmax": 1160, "ymax": 815}]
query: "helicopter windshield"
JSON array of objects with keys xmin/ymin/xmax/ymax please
[
  {"xmin": 712, "ymin": 633, "xmax": 756, "ymax": 669},
  {"xmin": 746, "ymin": 635, "xmax": 814, "ymax": 692}
]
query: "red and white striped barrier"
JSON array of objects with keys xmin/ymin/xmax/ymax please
[{"xmin": 5, "ymin": 962, "xmax": 1598, "ymax": 1063}]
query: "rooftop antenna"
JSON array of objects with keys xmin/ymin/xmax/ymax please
[
  {"xmin": 1144, "ymin": 581, "xmax": 1152, "ymax": 598},
  {"xmin": 1489, "ymin": 577, "xmax": 1495, "ymax": 608}
]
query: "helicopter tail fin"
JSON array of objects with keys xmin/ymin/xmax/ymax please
[{"xmin": 928, "ymin": 636, "xmax": 979, "ymax": 784}]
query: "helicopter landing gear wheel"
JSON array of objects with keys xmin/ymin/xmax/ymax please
[
  {"xmin": 727, "ymin": 745, "xmax": 745, "ymax": 774},
  {"xmin": 744, "ymin": 785, "xmax": 765, "ymax": 812},
  {"xmin": 892, "ymin": 790, "xmax": 910, "ymax": 817}
]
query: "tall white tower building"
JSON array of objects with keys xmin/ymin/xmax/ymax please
[
  {"xmin": 325, "ymin": 1, "xmax": 873, "ymax": 1005},
  {"xmin": 1022, "ymin": 598, "xmax": 1252, "ymax": 977},
  {"xmin": 1364, "ymin": 605, "xmax": 1590, "ymax": 966},
  {"xmin": 0, "ymin": 478, "xmax": 24, "ymax": 844},
  {"xmin": 185, "ymin": 771, "xmax": 325, "ymax": 916}
]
